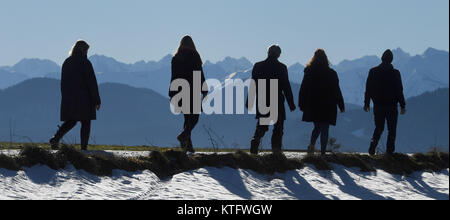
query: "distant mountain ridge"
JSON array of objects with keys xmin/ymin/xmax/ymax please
[
  {"xmin": 0, "ymin": 78, "xmax": 448, "ymax": 152},
  {"xmin": 0, "ymin": 47, "xmax": 448, "ymax": 105}
]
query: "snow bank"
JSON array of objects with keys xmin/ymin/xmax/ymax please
[{"xmin": 1, "ymin": 164, "xmax": 447, "ymax": 200}]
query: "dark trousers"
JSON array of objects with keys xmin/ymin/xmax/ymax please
[
  {"xmin": 371, "ymin": 105, "xmax": 398, "ymax": 154},
  {"xmin": 251, "ymin": 119, "xmax": 284, "ymax": 153},
  {"xmin": 54, "ymin": 120, "xmax": 91, "ymax": 147},
  {"xmin": 310, "ymin": 122, "xmax": 330, "ymax": 153},
  {"xmin": 180, "ymin": 114, "xmax": 200, "ymax": 144}
]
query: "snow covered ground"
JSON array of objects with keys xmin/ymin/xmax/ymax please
[
  {"xmin": 0, "ymin": 149, "xmax": 308, "ymax": 158},
  {"xmin": 0, "ymin": 162, "xmax": 448, "ymax": 200}
]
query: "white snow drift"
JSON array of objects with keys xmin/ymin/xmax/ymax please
[{"xmin": 0, "ymin": 163, "xmax": 448, "ymax": 200}]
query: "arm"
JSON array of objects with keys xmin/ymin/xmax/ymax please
[
  {"xmin": 169, "ymin": 58, "xmax": 177, "ymax": 98},
  {"xmin": 194, "ymin": 54, "xmax": 208, "ymax": 98},
  {"xmin": 280, "ymin": 65, "xmax": 296, "ymax": 111},
  {"xmin": 335, "ymin": 72, "xmax": 345, "ymax": 112},
  {"xmin": 364, "ymin": 70, "xmax": 373, "ymax": 111},
  {"xmin": 395, "ymin": 70, "xmax": 406, "ymax": 109},
  {"xmin": 246, "ymin": 65, "xmax": 257, "ymax": 109},
  {"xmin": 298, "ymin": 71, "xmax": 309, "ymax": 111},
  {"xmin": 60, "ymin": 62, "xmax": 66, "ymax": 94},
  {"xmin": 85, "ymin": 61, "xmax": 101, "ymax": 106}
]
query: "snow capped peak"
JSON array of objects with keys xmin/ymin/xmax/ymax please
[
  {"xmin": 159, "ymin": 54, "xmax": 173, "ymax": 64},
  {"xmin": 12, "ymin": 58, "xmax": 60, "ymax": 77},
  {"xmin": 216, "ymin": 56, "xmax": 253, "ymax": 74},
  {"xmin": 89, "ymin": 54, "xmax": 129, "ymax": 73},
  {"xmin": 423, "ymin": 47, "xmax": 448, "ymax": 58}
]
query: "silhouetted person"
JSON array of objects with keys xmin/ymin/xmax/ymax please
[
  {"xmin": 169, "ymin": 35, "xmax": 208, "ymax": 154},
  {"xmin": 299, "ymin": 49, "xmax": 345, "ymax": 156},
  {"xmin": 49, "ymin": 40, "xmax": 101, "ymax": 150},
  {"xmin": 364, "ymin": 49, "xmax": 406, "ymax": 155},
  {"xmin": 246, "ymin": 45, "xmax": 296, "ymax": 155}
]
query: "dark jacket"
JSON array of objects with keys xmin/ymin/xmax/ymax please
[
  {"xmin": 299, "ymin": 66, "xmax": 344, "ymax": 126},
  {"xmin": 60, "ymin": 55, "xmax": 101, "ymax": 121},
  {"xmin": 169, "ymin": 49, "xmax": 208, "ymax": 115},
  {"xmin": 248, "ymin": 57, "xmax": 295, "ymax": 121},
  {"xmin": 364, "ymin": 62, "xmax": 406, "ymax": 108}
]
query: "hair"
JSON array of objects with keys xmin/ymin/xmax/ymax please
[
  {"xmin": 267, "ymin": 44, "xmax": 282, "ymax": 59},
  {"xmin": 382, "ymin": 49, "xmax": 394, "ymax": 64},
  {"xmin": 69, "ymin": 40, "xmax": 90, "ymax": 57},
  {"xmin": 175, "ymin": 35, "xmax": 198, "ymax": 55},
  {"xmin": 306, "ymin": 49, "xmax": 330, "ymax": 69}
]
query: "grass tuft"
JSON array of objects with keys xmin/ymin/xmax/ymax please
[
  {"xmin": 0, "ymin": 145, "xmax": 448, "ymax": 178},
  {"xmin": 0, "ymin": 154, "xmax": 20, "ymax": 171}
]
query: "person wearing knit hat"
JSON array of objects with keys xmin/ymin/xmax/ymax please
[
  {"xmin": 246, "ymin": 44, "xmax": 296, "ymax": 155},
  {"xmin": 364, "ymin": 49, "xmax": 406, "ymax": 155}
]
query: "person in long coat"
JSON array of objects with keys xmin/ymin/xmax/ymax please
[
  {"xmin": 247, "ymin": 45, "xmax": 296, "ymax": 155},
  {"xmin": 299, "ymin": 49, "xmax": 345, "ymax": 156},
  {"xmin": 49, "ymin": 40, "xmax": 101, "ymax": 150},
  {"xmin": 169, "ymin": 35, "xmax": 208, "ymax": 154}
]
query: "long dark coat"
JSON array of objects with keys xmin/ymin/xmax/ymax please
[
  {"xmin": 60, "ymin": 55, "xmax": 101, "ymax": 121},
  {"xmin": 169, "ymin": 49, "xmax": 208, "ymax": 115},
  {"xmin": 248, "ymin": 57, "xmax": 296, "ymax": 121},
  {"xmin": 298, "ymin": 66, "xmax": 344, "ymax": 126}
]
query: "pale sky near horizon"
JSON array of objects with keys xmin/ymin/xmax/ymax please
[{"xmin": 0, "ymin": 0, "xmax": 448, "ymax": 66}]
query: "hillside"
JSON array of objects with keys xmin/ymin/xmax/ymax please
[{"xmin": 0, "ymin": 78, "xmax": 448, "ymax": 152}]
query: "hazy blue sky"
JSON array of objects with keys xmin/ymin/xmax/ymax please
[{"xmin": 0, "ymin": 0, "xmax": 448, "ymax": 66}]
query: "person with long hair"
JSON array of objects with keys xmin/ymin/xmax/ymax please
[
  {"xmin": 169, "ymin": 35, "xmax": 208, "ymax": 153},
  {"xmin": 49, "ymin": 40, "xmax": 101, "ymax": 150},
  {"xmin": 299, "ymin": 49, "xmax": 345, "ymax": 156}
]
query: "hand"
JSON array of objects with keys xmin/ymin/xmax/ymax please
[
  {"xmin": 364, "ymin": 105, "xmax": 370, "ymax": 112},
  {"xmin": 289, "ymin": 105, "xmax": 296, "ymax": 112},
  {"xmin": 400, "ymin": 107, "xmax": 406, "ymax": 115},
  {"xmin": 96, "ymin": 104, "xmax": 101, "ymax": 111}
]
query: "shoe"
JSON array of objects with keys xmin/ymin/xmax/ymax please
[
  {"xmin": 385, "ymin": 151, "xmax": 394, "ymax": 156},
  {"xmin": 307, "ymin": 144, "xmax": 315, "ymax": 155},
  {"xmin": 177, "ymin": 134, "xmax": 188, "ymax": 152},
  {"xmin": 49, "ymin": 137, "xmax": 59, "ymax": 150},
  {"xmin": 186, "ymin": 140, "xmax": 195, "ymax": 154},
  {"xmin": 81, "ymin": 145, "xmax": 87, "ymax": 151},
  {"xmin": 369, "ymin": 141, "xmax": 377, "ymax": 156},
  {"xmin": 272, "ymin": 148, "xmax": 283, "ymax": 155},
  {"xmin": 271, "ymin": 138, "xmax": 283, "ymax": 155},
  {"xmin": 368, "ymin": 144, "xmax": 376, "ymax": 156},
  {"xmin": 250, "ymin": 139, "xmax": 259, "ymax": 155}
]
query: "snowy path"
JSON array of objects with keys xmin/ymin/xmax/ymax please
[
  {"xmin": 0, "ymin": 149, "xmax": 309, "ymax": 159},
  {"xmin": 1, "ymin": 164, "xmax": 448, "ymax": 200}
]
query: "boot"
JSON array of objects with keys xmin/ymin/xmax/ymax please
[
  {"xmin": 186, "ymin": 136, "xmax": 195, "ymax": 154},
  {"xmin": 250, "ymin": 139, "xmax": 260, "ymax": 155},
  {"xmin": 321, "ymin": 146, "xmax": 327, "ymax": 156},
  {"xmin": 271, "ymin": 137, "xmax": 283, "ymax": 155},
  {"xmin": 177, "ymin": 133, "xmax": 189, "ymax": 152},
  {"xmin": 307, "ymin": 144, "xmax": 315, "ymax": 155},
  {"xmin": 49, "ymin": 136, "xmax": 60, "ymax": 150},
  {"xmin": 368, "ymin": 140, "xmax": 377, "ymax": 156}
]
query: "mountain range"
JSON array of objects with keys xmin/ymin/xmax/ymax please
[
  {"xmin": 0, "ymin": 78, "xmax": 448, "ymax": 153},
  {"xmin": 1, "ymin": 47, "xmax": 448, "ymax": 105},
  {"xmin": 0, "ymin": 48, "xmax": 448, "ymax": 152}
]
